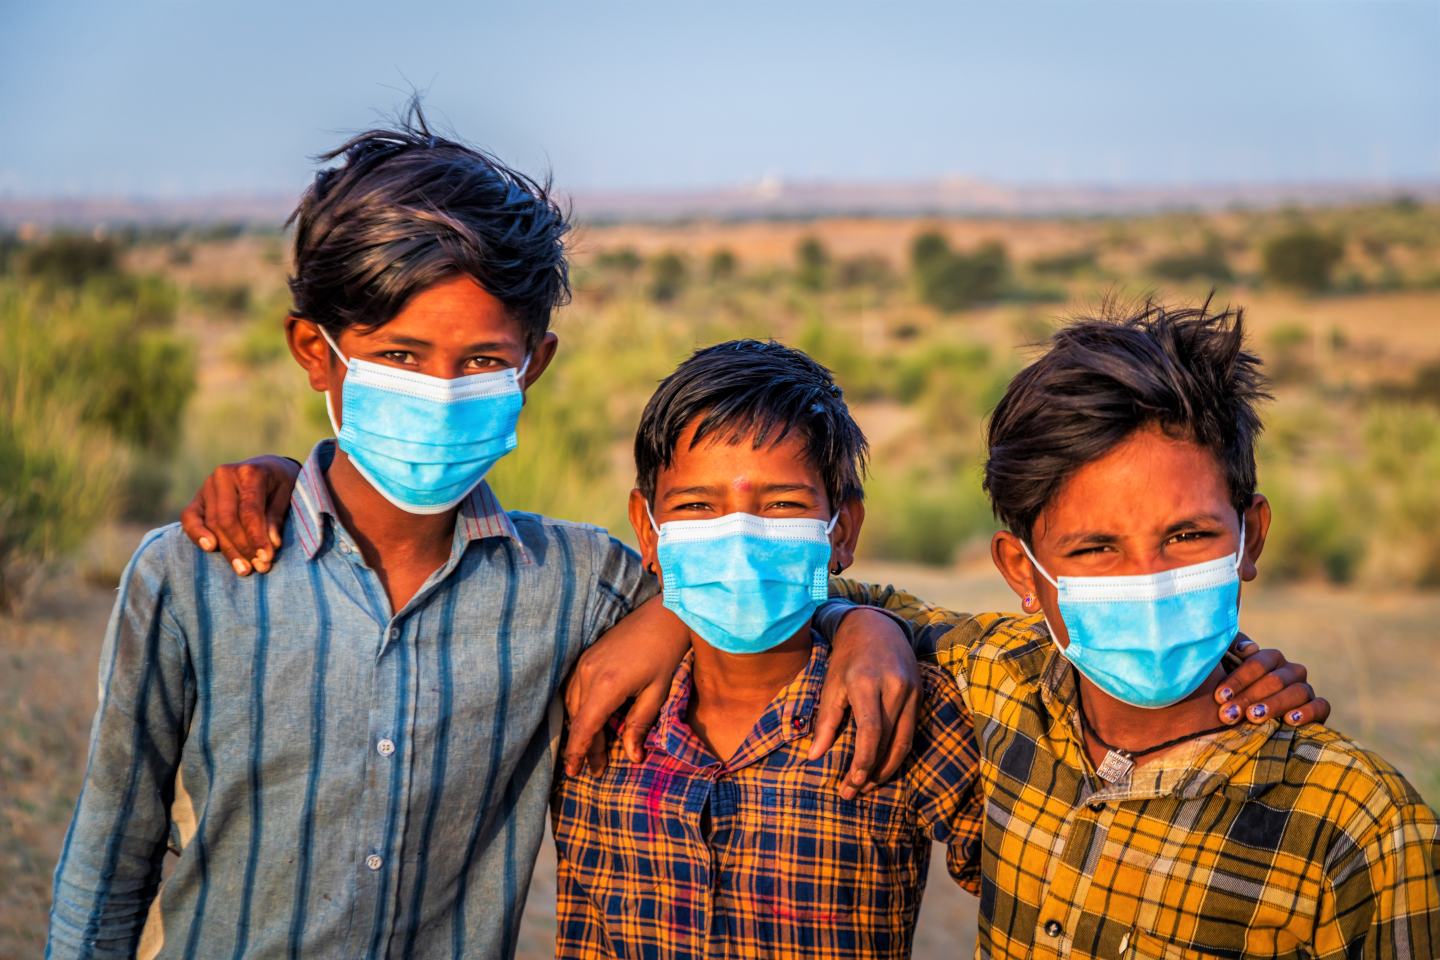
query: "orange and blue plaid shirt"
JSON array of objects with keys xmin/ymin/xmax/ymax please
[
  {"xmin": 551, "ymin": 629, "xmax": 983, "ymax": 959},
  {"xmin": 829, "ymin": 579, "xmax": 1440, "ymax": 960}
]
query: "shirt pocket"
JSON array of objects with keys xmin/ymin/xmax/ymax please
[
  {"xmin": 746, "ymin": 785, "xmax": 917, "ymax": 923},
  {"xmin": 1122, "ymin": 930, "xmax": 1310, "ymax": 960}
]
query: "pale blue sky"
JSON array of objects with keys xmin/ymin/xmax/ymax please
[{"xmin": 1, "ymin": 1, "xmax": 1435, "ymax": 196}]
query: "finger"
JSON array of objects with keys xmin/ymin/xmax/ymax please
[
  {"xmin": 870, "ymin": 687, "xmax": 919, "ymax": 788},
  {"xmin": 1247, "ymin": 679, "xmax": 1315, "ymax": 725},
  {"xmin": 1221, "ymin": 664, "xmax": 1301, "ymax": 724},
  {"xmin": 621, "ymin": 684, "xmax": 668, "ymax": 763},
  {"xmin": 806, "ymin": 681, "xmax": 847, "ymax": 762},
  {"xmin": 1284, "ymin": 696, "xmax": 1330, "ymax": 727},
  {"xmin": 1214, "ymin": 648, "xmax": 1282, "ymax": 704},
  {"xmin": 211, "ymin": 467, "xmax": 258, "ymax": 564},
  {"xmin": 236, "ymin": 465, "xmax": 275, "ymax": 568},
  {"xmin": 844, "ymin": 691, "xmax": 885, "ymax": 800},
  {"xmin": 211, "ymin": 524, "xmax": 253, "ymax": 577},
  {"xmin": 180, "ymin": 485, "xmax": 218, "ymax": 553},
  {"xmin": 265, "ymin": 485, "xmax": 290, "ymax": 552},
  {"xmin": 1231, "ymin": 632, "xmax": 1260, "ymax": 657}
]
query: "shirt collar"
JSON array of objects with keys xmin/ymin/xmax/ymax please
[
  {"xmin": 289, "ymin": 439, "xmax": 527, "ymax": 562},
  {"xmin": 998, "ymin": 614, "xmax": 1290, "ymax": 800},
  {"xmin": 654, "ymin": 630, "xmax": 828, "ymax": 773}
]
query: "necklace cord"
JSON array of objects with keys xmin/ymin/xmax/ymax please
[{"xmin": 1077, "ymin": 696, "xmax": 1233, "ymax": 761}]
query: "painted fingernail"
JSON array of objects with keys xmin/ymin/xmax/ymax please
[
  {"xmin": 1250, "ymin": 703, "xmax": 1267, "ymax": 720},
  {"xmin": 1289, "ymin": 710, "xmax": 1304, "ymax": 724},
  {"xmin": 198, "ymin": 537, "xmax": 215, "ymax": 552},
  {"xmin": 1223, "ymin": 704, "xmax": 1241, "ymax": 722},
  {"xmin": 1218, "ymin": 687, "xmax": 1234, "ymax": 702},
  {"xmin": 232, "ymin": 558, "xmax": 251, "ymax": 575}
]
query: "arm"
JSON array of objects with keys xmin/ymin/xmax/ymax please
[
  {"xmin": 824, "ymin": 577, "xmax": 1332, "ymax": 727},
  {"xmin": 179, "ymin": 455, "xmax": 300, "ymax": 575},
  {"xmin": 907, "ymin": 666, "xmax": 984, "ymax": 897},
  {"xmin": 1314, "ymin": 801, "xmax": 1440, "ymax": 959},
  {"xmin": 47, "ymin": 532, "xmax": 191, "ymax": 959}
]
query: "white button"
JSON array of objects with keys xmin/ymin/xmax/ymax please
[
  {"xmin": 389, "ymin": 627, "xmax": 400, "ymax": 640},
  {"xmin": 365, "ymin": 854, "xmax": 383, "ymax": 871},
  {"xmin": 377, "ymin": 738, "xmax": 395, "ymax": 757},
  {"xmin": 339, "ymin": 542, "xmax": 351, "ymax": 554}
]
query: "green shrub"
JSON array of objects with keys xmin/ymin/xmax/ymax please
[
  {"xmin": 910, "ymin": 233, "xmax": 1009, "ymax": 312},
  {"xmin": 861, "ymin": 463, "xmax": 994, "ymax": 565},
  {"xmin": 596, "ymin": 247, "xmax": 643, "ymax": 276},
  {"xmin": 708, "ymin": 248, "xmax": 738, "ymax": 281},
  {"xmin": 16, "ymin": 234, "xmax": 120, "ymax": 287},
  {"xmin": 795, "ymin": 236, "xmax": 830, "ymax": 291},
  {"xmin": 648, "ymin": 251, "xmax": 687, "ymax": 303},
  {"xmin": 1262, "ymin": 228, "xmax": 1344, "ymax": 292},
  {"xmin": 1030, "ymin": 248, "xmax": 1097, "ymax": 277},
  {"xmin": 1147, "ymin": 237, "xmax": 1234, "ymax": 284},
  {"xmin": 836, "ymin": 255, "xmax": 894, "ymax": 289}
]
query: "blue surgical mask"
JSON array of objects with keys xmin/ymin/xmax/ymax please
[
  {"xmin": 648, "ymin": 506, "xmax": 838, "ymax": 655},
  {"xmin": 1020, "ymin": 522, "xmax": 1245, "ymax": 709},
  {"xmin": 320, "ymin": 329, "xmax": 528, "ymax": 515}
]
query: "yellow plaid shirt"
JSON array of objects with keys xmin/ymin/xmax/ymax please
[{"xmin": 830, "ymin": 579, "xmax": 1440, "ymax": 960}]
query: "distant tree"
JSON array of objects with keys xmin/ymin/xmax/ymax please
[
  {"xmin": 836, "ymin": 254, "xmax": 895, "ymax": 289},
  {"xmin": 18, "ymin": 233, "xmax": 120, "ymax": 287},
  {"xmin": 649, "ymin": 251, "xmax": 687, "ymax": 303},
  {"xmin": 1148, "ymin": 236, "xmax": 1234, "ymax": 284},
  {"xmin": 795, "ymin": 236, "xmax": 829, "ymax": 291},
  {"xmin": 1263, "ymin": 228, "xmax": 1344, "ymax": 293},
  {"xmin": 911, "ymin": 233, "xmax": 1009, "ymax": 312},
  {"xmin": 597, "ymin": 247, "xmax": 643, "ymax": 276},
  {"xmin": 708, "ymin": 247, "xmax": 738, "ymax": 281},
  {"xmin": 1029, "ymin": 248, "xmax": 1098, "ymax": 277}
]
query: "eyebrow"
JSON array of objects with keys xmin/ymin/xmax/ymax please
[
  {"xmin": 662, "ymin": 482, "xmax": 820, "ymax": 498},
  {"xmin": 1053, "ymin": 513, "xmax": 1231, "ymax": 546},
  {"xmin": 375, "ymin": 335, "xmax": 517, "ymax": 353}
]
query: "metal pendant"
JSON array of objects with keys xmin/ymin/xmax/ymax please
[{"xmin": 1095, "ymin": 749, "xmax": 1134, "ymax": 784}]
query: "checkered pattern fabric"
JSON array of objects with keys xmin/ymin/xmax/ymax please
[
  {"xmin": 551, "ymin": 631, "xmax": 983, "ymax": 959},
  {"xmin": 827, "ymin": 578, "xmax": 1440, "ymax": 960}
]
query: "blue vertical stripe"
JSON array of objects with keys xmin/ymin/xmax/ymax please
[
  {"xmin": 181, "ymin": 555, "xmax": 215, "ymax": 957},
  {"xmin": 78, "ymin": 599, "xmax": 166, "ymax": 958},
  {"xmin": 231, "ymin": 574, "xmax": 271, "ymax": 959},
  {"xmin": 48, "ymin": 533, "xmax": 164, "ymax": 960},
  {"xmin": 546, "ymin": 534, "xmax": 578, "ymax": 696},
  {"xmin": 288, "ymin": 562, "xmax": 332, "ymax": 957},
  {"xmin": 366, "ymin": 618, "xmax": 413, "ymax": 959},
  {"xmin": 400, "ymin": 584, "xmax": 459, "ymax": 957},
  {"xmin": 452, "ymin": 544, "xmax": 521, "ymax": 958}
]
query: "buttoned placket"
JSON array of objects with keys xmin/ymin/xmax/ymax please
[{"xmin": 328, "ymin": 520, "xmax": 483, "ymax": 959}]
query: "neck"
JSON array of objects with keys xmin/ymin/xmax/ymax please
[
  {"xmin": 1075, "ymin": 664, "xmax": 1228, "ymax": 763},
  {"xmin": 324, "ymin": 448, "xmax": 458, "ymax": 574},
  {"xmin": 685, "ymin": 623, "xmax": 814, "ymax": 760}
]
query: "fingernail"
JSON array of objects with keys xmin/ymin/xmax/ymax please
[
  {"xmin": 1289, "ymin": 710, "xmax": 1304, "ymax": 724},
  {"xmin": 256, "ymin": 548, "xmax": 271, "ymax": 563},
  {"xmin": 1237, "ymin": 638, "xmax": 1257, "ymax": 651},
  {"xmin": 1250, "ymin": 704, "xmax": 1267, "ymax": 720},
  {"xmin": 270, "ymin": 527, "xmax": 283, "ymax": 548},
  {"xmin": 199, "ymin": 537, "xmax": 215, "ymax": 552},
  {"xmin": 850, "ymin": 771, "xmax": 867, "ymax": 786},
  {"xmin": 1218, "ymin": 687, "xmax": 1233, "ymax": 702},
  {"xmin": 232, "ymin": 558, "xmax": 251, "ymax": 575},
  {"xmin": 252, "ymin": 559, "xmax": 270, "ymax": 574},
  {"xmin": 1222, "ymin": 704, "xmax": 1240, "ymax": 722}
]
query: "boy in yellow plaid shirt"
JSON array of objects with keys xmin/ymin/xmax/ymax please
[{"xmin": 836, "ymin": 300, "xmax": 1440, "ymax": 959}]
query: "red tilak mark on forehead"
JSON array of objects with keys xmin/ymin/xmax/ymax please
[{"xmin": 734, "ymin": 478, "xmax": 753, "ymax": 492}]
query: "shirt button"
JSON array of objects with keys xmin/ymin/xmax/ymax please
[
  {"xmin": 365, "ymin": 854, "xmax": 383, "ymax": 871},
  {"xmin": 1088, "ymin": 801, "xmax": 1105, "ymax": 812},
  {"xmin": 791, "ymin": 715, "xmax": 809, "ymax": 731},
  {"xmin": 338, "ymin": 541, "xmax": 351, "ymax": 554},
  {"xmin": 1044, "ymin": 919, "xmax": 1063, "ymax": 938},
  {"xmin": 388, "ymin": 627, "xmax": 400, "ymax": 640},
  {"xmin": 377, "ymin": 738, "xmax": 396, "ymax": 757}
]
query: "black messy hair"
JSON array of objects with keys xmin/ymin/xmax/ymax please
[
  {"xmin": 635, "ymin": 339, "xmax": 869, "ymax": 509},
  {"xmin": 286, "ymin": 99, "xmax": 570, "ymax": 350},
  {"xmin": 984, "ymin": 297, "xmax": 1271, "ymax": 543}
]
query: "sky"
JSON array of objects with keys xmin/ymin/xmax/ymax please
[{"xmin": 0, "ymin": 0, "xmax": 1436, "ymax": 197}]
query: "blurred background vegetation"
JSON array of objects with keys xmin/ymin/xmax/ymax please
[
  {"xmin": 5, "ymin": 200, "xmax": 1440, "ymax": 611},
  {"xmin": 4, "ymin": 200, "xmax": 1440, "ymax": 955}
]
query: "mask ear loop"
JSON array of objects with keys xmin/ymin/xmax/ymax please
[
  {"xmin": 643, "ymin": 499, "xmax": 660, "ymax": 535},
  {"xmin": 1233, "ymin": 516, "xmax": 1247, "ymax": 571},
  {"xmin": 1017, "ymin": 538, "xmax": 1059, "ymax": 589},
  {"xmin": 314, "ymin": 324, "xmax": 349, "ymax": 438}
]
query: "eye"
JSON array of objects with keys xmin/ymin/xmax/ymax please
[
  {"xmin": 465, "ymin": 356, "xmax": 508, "ymax": 371},
  {"xmin": 379, "ymin": 350, "xmax": 417, "ymax": 365},
  {"xmin": 767, "ymin": 500, "xmax": 808, "ymax": 511},
  {"xmin": 1168, "ymin": 530, "xmax": 1217, "ymax": 545},
  {"xmin": 1066, "ymin": 545, "xmax": 1113, "ymax": 557},
  {"xmin": 673, "ymin": 502, "xmax": 712, "ymax": 513}
]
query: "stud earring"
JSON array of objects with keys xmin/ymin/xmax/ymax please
[{"xmin": 1022, "ymin": 594, "xmax": 1036, "ymax": 611}]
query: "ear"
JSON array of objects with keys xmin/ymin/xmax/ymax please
[
  {"xmin": 1239, "ymin": 494, "xmax": 1271, "ymax": 582},
  {"xmin": 628, "ymin": 488, "xmax": 661, "ymax": 585},
  {"xmin": 992, "ymin": 529, "xmax": 1045, "ymax": 609},
  {"xmin": 286, "ymin": 316, "xmax": 341, "ymax": 395},
  {"xmin": 827, "ymin": 498, "xmax": 864, "ymax": 574},
  {"xmin": 521, "ymin": 332, "xmax": 560, "ymax": 392}
]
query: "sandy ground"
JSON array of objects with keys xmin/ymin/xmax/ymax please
[{"xmin": 3, "ymin": 548, "xmax": 1437, "ymax": 958}]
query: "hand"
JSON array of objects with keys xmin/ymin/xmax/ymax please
[
  {"xmin": 809, "ymin": 607, "xmax": 921, "ymax": 800},
  {"xmin": 1214, "ymin": 633, "xmax": 1331, "ymax": 727},
  {"xmin": 563, "ymin": 596, "xmax": 689, "ymax": 777},
  {"xmin": 179, "ymin": 455, "xmax": 301, "ymax": 576}
]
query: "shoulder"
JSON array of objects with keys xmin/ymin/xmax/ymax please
[
  {"xmin": 122, "ymin": 522, "xmax": 216, "ymax": 586},
  {"xmin": 1280, "ymin": 725, "xmax": 1439, "ymax": 856},
  {"xmin": 506, "ymin": 511, "xmax": 639, "ymax": 571}
]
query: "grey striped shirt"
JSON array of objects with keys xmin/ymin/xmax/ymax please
[{"xmin": 48, "ymin": 440, "xmax": 654, "ymax": 959}]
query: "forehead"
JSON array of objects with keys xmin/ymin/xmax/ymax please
[
  {"xmin": 660, "ymin": 417, "xmax": 820, "ymax": 484},
  {"xmin": 1038, "ymin": 425, "xmax": 1232, "ymax": 536},
  {"xmin": 350, "ymin": 274, "xmax": 524, "ymax": 345}
]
